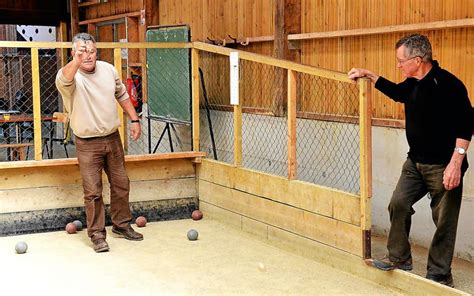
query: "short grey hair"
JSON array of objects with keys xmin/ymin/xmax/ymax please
[
  {"xmin": 395, "ymin": 34, "xmax": 432, "ymax": 62},
  {"xmin": 72, "ymin": 33, "xmax": 96, "ymax": 51}
]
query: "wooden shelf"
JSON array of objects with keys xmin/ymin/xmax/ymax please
[
  {"xmin": 129, "ymin": 63, "xmax": 144, "ymax": 67},
  {"xmin": 78, "ymin": 11, "xmax": 140, "ymax": 25},
  {"xmin": 78, "ymin": 1, "xmax": 101, "ymax": 8}
]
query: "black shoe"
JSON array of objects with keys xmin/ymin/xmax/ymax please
[
  {"xmin": 112, "ymin": 225, "xmax": 144, "ymax": 241},
  {"xmin": 372, "ymin": 255, "xmax": 413, "ymax": 271},
  {"xmin": 426, "ymin": 273, "xmax": 454, "ymax": 288}
]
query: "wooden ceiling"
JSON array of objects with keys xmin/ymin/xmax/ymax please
[{"xmin": 0, "ymin": 0, "xmax": 68, "ymax": 26}]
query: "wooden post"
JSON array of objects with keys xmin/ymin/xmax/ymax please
[
  {"xmin": 272, "ymin": 0, "xmax": 287, "ymax": 116},
  {"xmin": 234, "ymin": 104, "xmax": 242, "ymax": 167},
  {"xmin": 273, "ymin": 0, "xmax": 288, "ymax": 61},
  {"xmin": 114, "ymin": 48, "xmax": 126, "ymax": 147},
  {"xmin": 359, "ymin": 78, "xmax": 372, "ymax": 259},
  {"xmin": 31, "ymin": 48, "xmax": 43, "ymax": 160},
  {"xmin": 145, "ymin": 0, "xmax": 160, "ymax": 27},
  {"xmin": 87, "ymin": 24, "xmax": 96, "ymax": 37},
  {"xmin": 287, "ymin": 70, "xmax": 297, "ymax": 180},
  {"xmin": 70, "ymin": 0, "xmax": 79, "ymax": 37},
  {"xmin": 272, "ymin": 0, "xmax": 301, "ymax": 117},
  {"xmin": 191, "ymin": 48, "xmax": 200, "ymax": 151},
  {"xmin": 58, "ymin": 21, "xmax": 68, "ymax": 67},
  {"xmin": 126, "ymin": 16, "xmax": 140, "ymax": 64},
  {"xmin": 284, "ymin": 0, "xmax": 301, "ymax": 63}
]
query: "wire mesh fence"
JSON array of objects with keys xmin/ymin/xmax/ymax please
[
  {"xmin": 197, "ymin": 51, "xmax": 361, "ymax": 194},
  {"xmin": 296, "ymin": 73, "xmax": 360, "ymax": 194},
  {"xmin": 240, "ymin": 60, "xmax": 288, "ymax": 177},
  {"xmin": 0, "ymin": 48, "xmax": 70, "ymax": 161},
  {"xmin": 199, "ymin": 51, "xmax": 233, "ymax": 164},
  {"xmin": 0, "ymin": 43, "xmax": 362, "ymax": 194}
]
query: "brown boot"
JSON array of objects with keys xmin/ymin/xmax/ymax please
[
  {"xmin": 93, "ymin": 238, "xmax": 110, "ymax": 253},
  {"xmin": 112, "ymin": 225, "xmax": 143, "ymax": 241}
]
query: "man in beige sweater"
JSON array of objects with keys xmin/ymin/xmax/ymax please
[{"xmin": 56, "ymin": 33, "xmax": 143, "ymax": 252}]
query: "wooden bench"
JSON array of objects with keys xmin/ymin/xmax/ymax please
[{"xmin": 0, "ymin": 143, "xmax": 33, "ymax": 161}]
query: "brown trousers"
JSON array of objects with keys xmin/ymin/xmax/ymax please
[{"xmin": 75, "ymin": 131, "xmax": 132, "ymax": 241}]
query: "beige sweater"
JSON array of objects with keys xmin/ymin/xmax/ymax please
[{"xmin": 55, "ymin": 60, "xmax": 129, "ymax": 138}]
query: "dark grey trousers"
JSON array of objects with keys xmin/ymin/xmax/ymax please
[{"xmin": 387, "ymin": 157, "xmax": 464, "ymax": 277}]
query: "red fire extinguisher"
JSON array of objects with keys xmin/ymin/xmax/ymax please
[{"xmin": 126, "ymin": 77, "xmax": 139, "ymax": 107}]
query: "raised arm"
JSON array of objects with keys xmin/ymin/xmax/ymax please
[{"xmin": 61, "ymin": 41, "xmax": 90, "ymax": 80}]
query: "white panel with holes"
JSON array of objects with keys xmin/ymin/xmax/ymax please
[{"xmin": 16, "ymin": 25, "xmax": 56, "ymax": 42}]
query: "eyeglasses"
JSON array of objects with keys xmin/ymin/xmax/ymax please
[{"xmin": 396, "ymin": 56, "xmax": 422, "ymax": 65}]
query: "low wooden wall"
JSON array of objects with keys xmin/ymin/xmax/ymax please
[
  {"xmin": 197, "ymin": 159, "xmax": 362, "ymax": 256},
  {"xmin": 0, "ymin": 152, "xmax": 204, "ymax": 235},
  {"xmin": 197, "ymin": 158, "xmax": 468, "ymax": 296}
]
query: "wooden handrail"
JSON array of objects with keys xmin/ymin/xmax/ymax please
[
  {"xmin": 192, "ymin": 42, "xmax": 352, "ymax": 83},
  {"xmin": 0, "ymin": 41, "xmax": 192, "ymax": 49},
  {"xmin": 0, "ymin": 41, "xmax": 350, "ymax": 82}
]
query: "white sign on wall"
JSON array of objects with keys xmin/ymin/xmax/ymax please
[{"xmin": 230, "ymin": 52, "xmax": 239, "ymax": 105}]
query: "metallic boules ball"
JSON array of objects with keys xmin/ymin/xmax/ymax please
[
  {"xmin": 187, "ymin": 229, "xmax": 199, "ymax": 241},
  {"xmin": 191, "ymin": 210, "xmax": 203, "ymax": 221},
  {"xmin": 66, "ymin": 222, "xmax": 77, "ymax": 234},
  {"xmin": 72, "ymin": 220, "xmax": 83, "ymax": 231},
  {"xmin": 136, "ymin": 216, "xmax": 147, "ymax": 227},
  {"xmin": 15, "ymin": 242, "xmax": 28, "ymax": 254}
]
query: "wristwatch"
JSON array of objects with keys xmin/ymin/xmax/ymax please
[{"xmin": 455, "ymin": 147, "xmax": 466, "ymax": 155}]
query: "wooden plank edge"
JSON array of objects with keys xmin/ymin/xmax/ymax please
[
  {"xmin": 288, "ymin": 18, "xmax": 474, "ymax": 40},
  {"xmin": 199, "ymin": 159, "xmax": 359, "ymax": 199},
  {"xmin": 78, "ymin": 11, "xmax": 141, "ymax": 25},
  {"xmin": 197, "ymin": 18, "xmax": 474, "ymax": 44},
  {"xmin": 0, "ymin": 152, "xmax": 206, "ymax": 169}
]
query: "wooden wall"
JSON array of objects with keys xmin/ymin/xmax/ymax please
[
  {"xmin": 301, "ymin": 0, "xmax": 474, "ymax": 120},
  {"xmin": 159, "ymin": 0, "xmax": 275, "ymax": 55},
  {"xmin": 77, "ymin": 0, "xmax": 474, "ymax": 122},
  {"xmin": 0, "ymin": 155, "xmax": 200, "ymax": 234},
  {"xmin": 156, "ymin": 0, "xmax": 474, "ymax": 121},
  {"xmin": 198, "ymin": 159, "xmax": 363, "ymax": 257},
  {"xmin": 81, "ymin": 1, "xmax": 143, "ymax": 19}
]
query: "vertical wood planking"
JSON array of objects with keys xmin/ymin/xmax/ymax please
[{"xmin": 31, "ymin": 48, "xmax": 43, "ymax": 160}]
